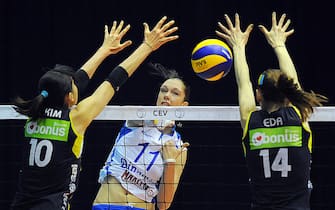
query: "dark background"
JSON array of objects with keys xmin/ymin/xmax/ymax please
[{"xmin": 1, "ymin": 0, "xmax": 334, "ymax": 210}]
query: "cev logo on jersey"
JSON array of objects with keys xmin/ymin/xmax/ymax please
[
  {"xmin": 249, "ymin": 126, "xmax": 302, "ymax": 150},
  {"xmin": 25, "ymin": 119, "xmax": 70, "ymax": 141}
]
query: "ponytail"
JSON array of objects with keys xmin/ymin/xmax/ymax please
[
  {"xmin": 13, "ymin": 91, "xmax": 47, "ymax": 120},
  {"xmin": 277, "ymin": 74, "xmax": 328, "ymax": 121}
]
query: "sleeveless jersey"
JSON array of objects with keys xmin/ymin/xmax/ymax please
[
  {"xmin": 98, "ymin": 120, "xmax": 183, "ymax": 203},
  {"xmin": 13, "ymin": 107, "xmax": 84, "ymax": 203},
  {"xmin": 242, "ymin": 106, "xmax": 312, "ymax": 208}
]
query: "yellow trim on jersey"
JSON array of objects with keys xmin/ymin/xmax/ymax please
[
  {"xmin": 69, "ymin": 113, "xmax": 84, "ymax": 158},
  {"xmin": 242, "ymin": 111, "xmax": 253, "ymax": 139},
  {"xmin": 241, "ymin": 111, "xmax": 253, "ymax": 156},
  {"xmin": 291, "ymin": 105, "xmax": 302, "ymax": 119},
  {"xmin": 291, "ymin": 105, "xmax": 313, "ymax": 153}
]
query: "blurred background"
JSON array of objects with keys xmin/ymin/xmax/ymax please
[{"xmin": 1, "ymin": 0, "xmax": 334, "ymax": 209}]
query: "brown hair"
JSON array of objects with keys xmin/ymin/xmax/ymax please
[
  {"xmin": 147, "ymin": 62, "xmax": 190, "ymax": 101},
  {"xmin": 258, "ymin": 69, "xmax": 328, "ymax": 121}
]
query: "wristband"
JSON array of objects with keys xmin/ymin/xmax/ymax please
[
  {"xmin": 164, "ymin": 159, "xmax": 176, "ymax": 164},
  {"xmin": 105, "ymin": 66, "xmax": 129, "ymax": 91},
  {"xmin": 73, "ymin": 69, "xmax": 89, "ymax": 98}
]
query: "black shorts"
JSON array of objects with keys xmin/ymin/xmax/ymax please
[{"xmin": 11, "ymin": 191, "xmax": 71, "ymax": 210}]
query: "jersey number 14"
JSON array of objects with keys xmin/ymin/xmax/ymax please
[{"xmin": 259, "ymin": 148, "xmax": 292, "ymax": 178}]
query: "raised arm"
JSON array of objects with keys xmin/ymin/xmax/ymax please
[
  {"xmin": 72, "ymin": 16, "xmax": 179, "ymax": 134},
  {"xmin": 72, "ymin": 21, "xmax": 132, "ymax": 98},
  {"xmin": 80, "ymin": 20, "xmax": 132, "ymax": 78},
  {"xmin": 258, "ymin": 12, "xmax": 299, "ymax": 87},
  {"xmin": 119, "ymin": 16, "xmax": 178, "ymax": 76},
  {"xmin": 216, "ymin": 13, "xmax": 255, "ymax": 130}
]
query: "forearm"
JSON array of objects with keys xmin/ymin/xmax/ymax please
[
  {"xmin": 233, "ymin": 45, "xmax": 256, "ymax": 128},
  {"xmin": 233, "ymin": 46, "xmax": 252, "ymax": 87},
  {"xmin": 157, "ymin": 149, "xmax": 187, "ymax": 209},
  {"xmin": 119, "ymin": 42, "xmax": 152, "ymax": 77},
  {"xmin": 81, "ymin": 47, "xmax": 111, "ymax": 78},
  {"xmin": 75, "ymin": 81, "xmax": 115, "ymax": 130},
  {"xmin": 157, "ymin": 162, "xmax": 177, "ymax": 210},
  {"xmin": 274, "ymin": 45, "xmax": 300, "ymax": 87}
]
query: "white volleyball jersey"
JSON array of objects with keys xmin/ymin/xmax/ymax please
[{"xmin": 98, "ymin": 120, "xmax": 183, "ymax": 202}]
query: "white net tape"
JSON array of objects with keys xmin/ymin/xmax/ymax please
[{"xmin": 1, "ymin": 105, "xmax": 334, "ymax": 121}]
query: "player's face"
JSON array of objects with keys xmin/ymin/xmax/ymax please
[{"xmin": 156, "ymin": 78, "xmax": 188, "ymax": 106}]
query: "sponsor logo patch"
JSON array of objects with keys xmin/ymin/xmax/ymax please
[{"xmin": 249, "ymin": 126, "xmax": 302, "ymax": 150}]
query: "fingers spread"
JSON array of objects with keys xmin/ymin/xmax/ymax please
[
  {"xmin": 154, "ymin": 16, "xmax": 168, "ymax": 30},
  {"xmin": 115, "ymin": 20, "xmax": 124, "ymax": 34}
]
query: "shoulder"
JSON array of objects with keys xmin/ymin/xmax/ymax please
[{"xmin": 287, "ymin": 106, "xmax": 311, "ymax": 131}]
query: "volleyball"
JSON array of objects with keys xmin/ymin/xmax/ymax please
[{"xmin": 191, "ymin": 39, "xmax": 233, "ymax": 81}]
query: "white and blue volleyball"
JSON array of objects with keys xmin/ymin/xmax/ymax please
[{"xmin": 191, "ymin": 39, "xmax": 233, "ymax": 81}]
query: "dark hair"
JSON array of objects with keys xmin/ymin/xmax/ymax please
[
  {"xmin": 147, "ymin": 62, "xmax": 190, "ymax": 101},
  {"xmin": 258, "ymin": 69, "xmax": 328, "ymax": 121},
  {"xmin": 13, "ymin": 70, "xmax": 73, "ymax": 120},
  {"xmin": 49, "ymin": 64, "xmax": 89, "ymax": 99},
  {"xmin": 51, "ymin": 64, "xmax": 76, "ymax": 76}
]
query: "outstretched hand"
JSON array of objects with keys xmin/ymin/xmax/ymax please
[
  {"xmin": 258, "ymin": 12, "xmax": 294, "ymax": 48},
  {"xmin": 215, "ymin": 13, "xmax": 253, "ymax": 49},
  {"xmin": 143, "ymin": 16, "xmax": 179, "ymax": 51},
  {"xmin": 101, "ymin": 20, "xmax": 132, "ymax": 54}
]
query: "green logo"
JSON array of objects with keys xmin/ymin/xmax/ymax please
[
  {"xmin": 25, "ymin": 119, "xmax": 70, "ymax": 141},
  {"xmin": 249, "ymin": 126, "xmax": 302, "ymax": 150}
]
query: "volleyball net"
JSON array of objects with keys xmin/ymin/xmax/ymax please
[
  {"xmin": 1, "ymin": 105, "xmax": 335, "ymax": 209},
  {"xmin": 1, "ymin": 105, "xmax": 335, "ymax": 121}
]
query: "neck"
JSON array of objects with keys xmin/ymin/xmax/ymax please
[{"xmin": 261, "ymin": 102, "xmax": 283, "ymax": 113}]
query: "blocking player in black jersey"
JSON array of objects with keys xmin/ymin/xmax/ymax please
[
  {"xmin": 10, "ymin": 16, "xmax": 179, "ymax": 210},
  {"xmin": 216, "ymin": 12, "xmax": 327, "ymax": 209}
]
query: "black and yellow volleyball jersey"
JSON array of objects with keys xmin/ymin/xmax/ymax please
[
  {"xmin": 242, "ymin": 106, "xmax": 312, "ymax": 208},
  {"xmin": 17, "ymin": 107, "xmax": 84, "ymax": 197}
]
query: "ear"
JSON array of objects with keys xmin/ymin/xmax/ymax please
[
  {"xmin": 181, "ymin": 101, "xmax": 189, "ymax": 106},
  {"xmin": 69, "ymin": 92, "xmax": 74, "ymax": 101},
  {"xmin": 64, "ymin": 92, "xmax": 74, "ymax": 106},
  {"xmin": 256, "ymin": 89, "xmax": 263, "ymax": 103}
]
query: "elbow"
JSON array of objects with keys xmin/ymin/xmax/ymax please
[
  {"xmin": 157, "ymin": 202, "xmax": 172, "ymax": 210},
  {"xmin": 157, "ymin": 193, "xmax": 174, "ymax": 209}
]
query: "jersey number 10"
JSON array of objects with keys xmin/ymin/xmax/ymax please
[{"xmin": 29, "ymin": 139, "xmax": 53, "ymax": 167}]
